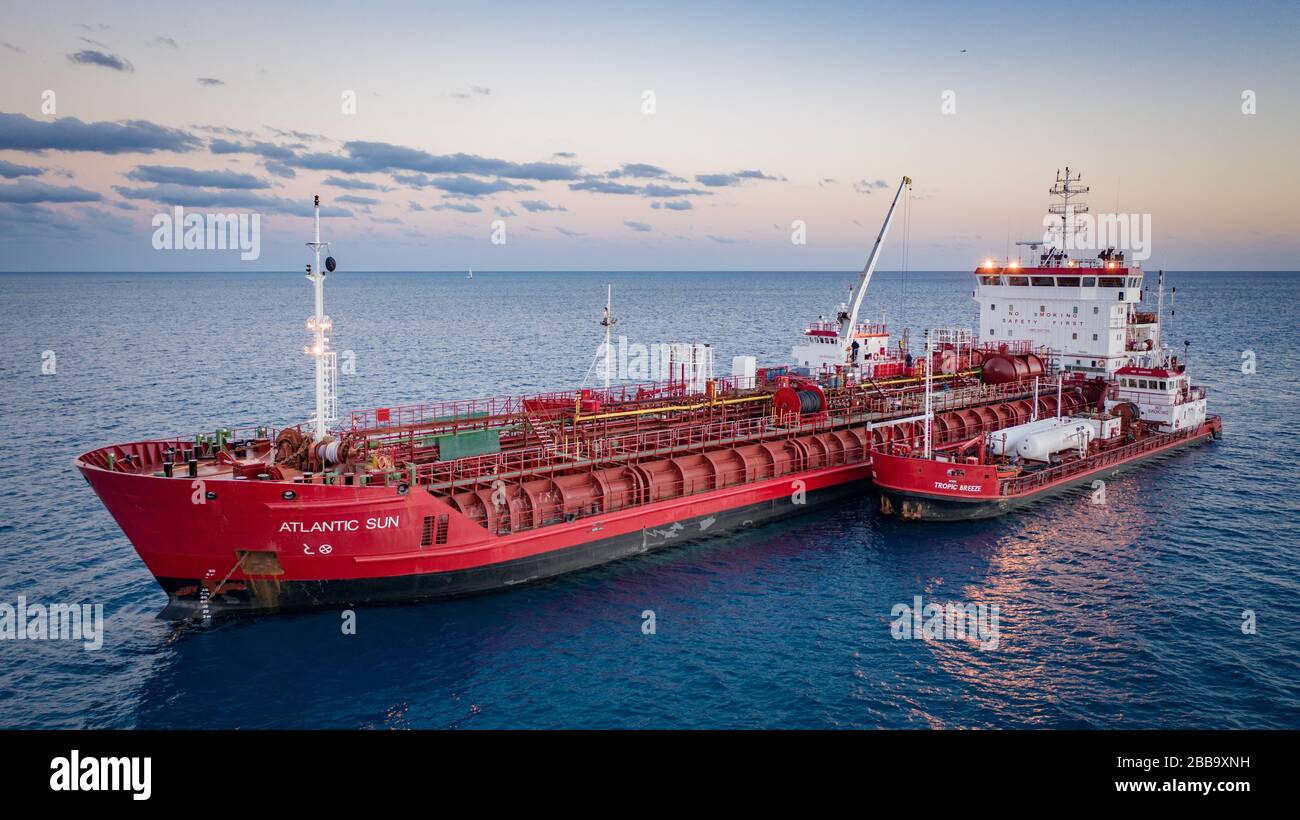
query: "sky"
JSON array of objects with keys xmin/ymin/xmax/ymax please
[{"xmin": 0, "ymin": 0, "xmax": 1297, "ymax": 271}]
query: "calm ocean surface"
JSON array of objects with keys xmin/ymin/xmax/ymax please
[{"xmin": 0, "ymin": 269, "xmax": 1297, "ymax": 729}]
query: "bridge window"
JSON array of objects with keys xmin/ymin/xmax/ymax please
[
  {"xmin": 1072, "ymin": 332, "xmax": 1078, "ymax": 340},
  {"xmin": 1008, "ymin": 276, "xmax": 1029, "ymax": 286},
  {"xmin": 1099, "ymin": 277, "xmax": 1124, "ymax": 287},
  {"xmin": 1031, "ymin": 277, "xmax": 1054, "ymax": 286},
  {"xmin": 1082, "ymin": 277, "xmax": 1096, "ymax": 287}
]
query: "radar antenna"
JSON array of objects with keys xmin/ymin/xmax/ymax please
[{"xmin": 1047, "ymin": 167, "xmax": 1089, "ymax": 254}]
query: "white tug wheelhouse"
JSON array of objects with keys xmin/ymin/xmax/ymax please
[{"xmin": 1106, "ymin": 366, "xmax": 1207, "ymax": 433}]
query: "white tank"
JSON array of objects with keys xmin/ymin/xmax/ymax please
[
  {"xmin": 1016, "ymin": 422, "xmax": 1094, "ymax": 462},
  {"xmin": 985, "ymin": 417, "xmax": 1067, "ymax": 457}
]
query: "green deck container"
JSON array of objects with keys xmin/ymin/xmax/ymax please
[{"xmin": 433, "ymin": 428, "xmax": 501, "ymax": 460}]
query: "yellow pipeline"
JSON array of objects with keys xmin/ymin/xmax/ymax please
[
  {"xmin": 571, "ymin": 366, "xmax": 981, "ymax": 422},
  {"xmin": 848, "ymin": 367, "xmax": 980, "ymax": 390},
  {"xmin": 573, "ymin": 393, "xmax": 771, "ymax": 423}
]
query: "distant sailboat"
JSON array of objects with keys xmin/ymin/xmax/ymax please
[{"xmin": 467, "ymin": 267, "xmax": 474, "ymax": 280}]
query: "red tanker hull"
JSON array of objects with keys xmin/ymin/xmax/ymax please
[{"xmin": 77, "ymin": 448, "xmax": 871, "ymax": 618}]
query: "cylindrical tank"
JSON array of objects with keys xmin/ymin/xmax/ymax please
[
  {"xmin": 980, "ymin": 353, "xmax": 1046, "ymax": 384},
  {"xmin": 1016, "ymin": 422, "xmax": 1093, "ymax": 462},
  {"xmin": 985, "ymin": 417, "xmax": 1066, "ymax": 456}
]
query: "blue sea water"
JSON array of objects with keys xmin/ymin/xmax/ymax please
[{"xmin": 0, "ymin": 269, "xmax": 1297, "ymax": 729}]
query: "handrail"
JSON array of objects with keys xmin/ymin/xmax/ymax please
[{"xmin": 998, "ymin": 425, "xmax": 1200, "ymax": 496}]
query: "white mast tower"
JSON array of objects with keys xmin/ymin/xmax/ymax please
[
  {"xmin": 1048, "ymin": 167, "xmax": 1089, "ymax": 256},
  {"xmin": 601, "ymin": 284, "xmax": 617, "ymax": 390},
  {"xmin": 304, "ymin": 195, "xmax": 337, "ymax": 442}
]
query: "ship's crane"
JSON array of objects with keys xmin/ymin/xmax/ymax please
[{"xmin": 837, "ymin": 176, "xmax": 911, "ymax": 363}]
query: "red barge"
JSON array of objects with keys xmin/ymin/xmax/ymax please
[{"xmin": 872, "ymin": 169, "xmax": 1220, "ymax": 520}]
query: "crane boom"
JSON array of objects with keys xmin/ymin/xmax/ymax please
[{"xmin": 838, "ymin": 176, "xmax": 911, "ymax": 358}]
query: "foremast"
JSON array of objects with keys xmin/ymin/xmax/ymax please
[{"xmin": 304, "ymin": 195, "xmax": 337, "ymax": 442}]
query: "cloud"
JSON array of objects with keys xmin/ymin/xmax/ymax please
[
  {"xmin": 112, "ymin": 184, "xmax": 353, "ymax": 216},
  {"xmin": 451, "ymin": 85, "xmax": 492, "ymax": 99},
  {"xmin": 335, "ymin": 194, "xmax": 379, "ymax": 206},
  {"xmin": 395, "ymin": 173, "xmax": 532, "ymax": 198},
  {"xmin": 288, "ymin": 140, "xmax": 581, "ymax": 181},
  {"xmin": 196, "ymin": 77, "xmax": 224, "ymax": 87},
  {"xmin": 431, "ymin": 202, "xmax": 482, "ymax": 213},
  {"xmin": 0, "ymin": 203, "xmax": 85, "ymax": 236},
  {"xmin": 0, "ymin": 159, "xmax": 42, "ymax": 178},
  {"xmin": 152, "ymin": 36, "xmax": 178, "ymax": 48},
  {"xmin": 819, "ymin": 178, "xmax": 838, "ymax": 186},
  {"xmin": 267, "ymin": 127, "xmax": 324, "ymax": 142},
  {"xmin": 853, "ymin": 178, "xmax": 889, "ymax": 194},
  {"xmin": 126, "ymin": 165, "xmax": 270, "ymax": 189},
  {"xmin": 570, "ymin": 176, "xmax": 710, "ymax": 199},
  {"xmin": 324, "ymin": 175, "xmax": 385, "ymax": 191},
  {"xmin": 0, "ymin": 112, "xmax": 199, "ymax": 154},
  {"xmin": 493, "ymin": 205, "xmax": 515, "ymax": 217},
  {"xmin": 2, "ymin": 43, "xmax": 24, "ymax": 53},
  {"xmin": 518, "ymin": 199, "xmax": 567, "ymax": 212},
  {"xmin": 407, "ymin": 201, "xmax": 424, "ymax": 212},
  {"xmin": 624, "ymin": 220, "xmax": 652, "ymax": 232},
  {"xmin": 75, "ymin": 203, "xmax": 133, "ymax": 234},
  {"xmin": 552, "ymin": 151, "xmax": 576, "ymax": 159},
  {"xmin": 0, "ymin": 179, "xmax": 103, "ymax": 203},
  {"xmin": 607, "ymin": 163, "xmax": 683, "ymax": 181},
  {"xmin": 651, "ymin": 200, "xmax": 692, "ymax": 211},
  {"xmin": 208, "ymin": 138, "xmax": 297, "ymax": 160},
  {"xmin": 642, "ymin": 183, "xmax": 709, "ymax": 198},
  {"xmin": 569, "ymin": 178, "xmax": 641, "ymax": 195},
  {"xmin": 556, "ymin": 227, "xmax": 585, "ymax": 238},
  {"xmin": 67, "ymin": 49, "xmax": 134, "ymax": 72},
  {"xmin": 263, "ymin": 160, "xmax": 295, "ymax": 179},
  {"xmin": 707, "ymin": 234, "xmax": 743, "ymax": 244},
  {"xmin": 371, "ymin": 216, "xmax": 402, "ymax": 224},
  {"xmin": 695, "ymin": 169, "xmax": 784, "ymax": 187}
]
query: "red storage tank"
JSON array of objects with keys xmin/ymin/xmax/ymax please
[{"xmin": 980, "ymin": 353, "xmax": 1045, "ymax": 384}]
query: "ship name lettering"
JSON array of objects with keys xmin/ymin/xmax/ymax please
[{"xmin": 278, "ymin": 516, "xmax": 400, "ymax": 534}]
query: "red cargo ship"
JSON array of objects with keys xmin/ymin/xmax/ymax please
[
  {"xmin": 872, "ymin": 169, "xmax": 1221, "ymax": 520},
  {"xmin": 77, "ymin": 174, "xmax": 1195, "ymax": 617}
]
